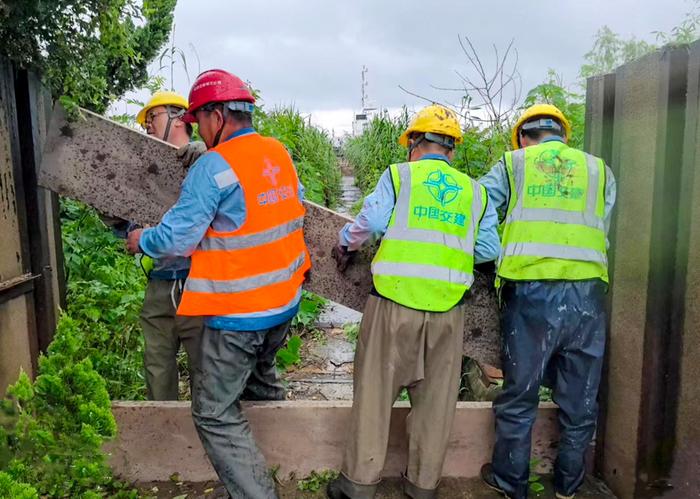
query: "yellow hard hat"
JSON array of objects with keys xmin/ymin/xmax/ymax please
[
  {"xmin": 398, "ymin": 104, "xmax": 463, "ymax": 147},
  {"xmin": 511, "ymin": 103, "xmax": 572, "ymax": 150},
  {"xmin": 136, "ymin": 91, "xmax": 189, "ymax": 127}
]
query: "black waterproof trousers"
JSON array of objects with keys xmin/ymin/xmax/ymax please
[{"xmin": 491, "ymin": 280, "xmax": 606, "ymax": 498}]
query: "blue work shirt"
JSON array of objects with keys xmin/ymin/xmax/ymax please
[
  {"xmin": 478, "ymin": 136, "xmax": 617, "ymax": 243},
  {"xmin": 339, "ymin": 153, "xmax": 501, "ymax": 263},
  {"xmin": 106, "ymin": 219, "xmax": 189, "ymax": 280},
  {"xmin": 140, "ymin": 128, "xmax": 305, "ymax": 331}
]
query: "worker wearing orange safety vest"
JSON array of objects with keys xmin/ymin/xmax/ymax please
[{"xmin": 127, "ymin": 69, "xmax": 309, "ymax": 499}]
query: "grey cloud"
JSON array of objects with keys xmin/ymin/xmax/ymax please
[{"xmin": 159, "ymin": 0, "xmax": 691, "ymax": 113}]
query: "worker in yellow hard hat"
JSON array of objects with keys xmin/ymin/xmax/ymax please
[
  {"xmin": 327, "ymin": 105, "xmax": 500, "ymax": 499},
  {"xmin": 478, "ymin": 103, "xmax": 616, "ymax": 499},
  {"xmin": 132, "ymin": 90, "xmax": 204, "ymax": 401},
  {"xmin": 136, "ymin": 90, "xmax": 190, "ymax": 143}
]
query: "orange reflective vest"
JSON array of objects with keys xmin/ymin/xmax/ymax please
[{"xmin": 178, "ymin": 133, "xmax": 310, "ymax": 316}]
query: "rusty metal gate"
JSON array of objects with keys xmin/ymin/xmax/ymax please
[{"xmin": 0, "ymin": 56, "xmax": 64, "ymax": 395}]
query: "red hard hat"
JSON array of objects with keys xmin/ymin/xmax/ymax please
[{"xmin": 182, "ymin": 69, "xmax": 255, "ymax": 123}]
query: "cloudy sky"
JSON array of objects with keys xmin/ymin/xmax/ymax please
[{"xmin": 116, "ymin": 0, "xmax": 694, "ymax": 134}]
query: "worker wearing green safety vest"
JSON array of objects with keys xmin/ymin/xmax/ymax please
[
  {"xmin": 327, "ymin": 105, "xmax": 501, "ymax": 499},
  {"xmin": 479, "ymin": 104, "xmax": 617, "ymax": 499}
]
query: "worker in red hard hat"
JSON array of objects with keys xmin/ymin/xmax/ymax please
[{"xmin": 127, "ymin": 69, "xmax": 310, "ymax": 498}]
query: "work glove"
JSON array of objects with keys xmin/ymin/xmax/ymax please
[
  {"xmin": 331, "ymin": 244, "xmax": 356, "ymax": 273},
  {"xmin": 176, "ymin": 141, "xmax": 207, "ymax": 169}
]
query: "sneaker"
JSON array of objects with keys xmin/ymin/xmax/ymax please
[
  {"xmin": 555, "ymin": 494, "xmax": 575, "ymax": 499},
  {"xmin": 480, "ymin": 463, "xmax": 511, "ymax": 497}
]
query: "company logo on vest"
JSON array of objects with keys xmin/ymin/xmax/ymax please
[{"xmin": 423, "ymin": 170, "xmax": 463, "ymax": 207}]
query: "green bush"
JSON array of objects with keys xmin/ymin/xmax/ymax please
[
  {"xmin": 61, "ymin": 199, "xmax": 148, "ymax": 400},
  {"xmin": 0, "ymin": 472, "xmax": 38, "ymax": 499},
  {"xmin": 0, "ymin": 317, "xmax": 137, "ymax": 498},
  {"xmin": 344, "ymin": 110, "xmax": 409, "ymax": 194}
]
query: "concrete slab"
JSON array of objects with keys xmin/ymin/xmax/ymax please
[
  {"xmin": 586, "ymin": 46, "xmax": 692, "ymax": 498},
  {"xmin": 315, "ymin": 301, "xmax": 362, "ymax": 328},
  {"xmin": 598, "ymin": 48, "xmax": 663, "ymax": 499},
  {"xmin": 669, "ymin": 39, "xmax": 700, "ymax": 498},
  {"xmin": 106, "ymin": 401, "xmax": 563, "ymax": 483},
  {"xmin": 38, "ymin": 105, "xmax": 502, "ymax": 367}
]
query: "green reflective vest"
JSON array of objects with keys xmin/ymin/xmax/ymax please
[
  {"xmin": 497, "ymin": 141, "xmax": 608, "ymax": 286},
  {"xmin": 372, "ymin": 159, "xmax": 487, "ymax": 312}
]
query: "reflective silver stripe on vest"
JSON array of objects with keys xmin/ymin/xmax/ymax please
[
  {"xmin": 502, "ymin": 242, "xmax": 608, "ymax": 265},
  {"xmin": 199, "ymin": 217, "xmax": 304, "ymax": 251},
  {"xmin": 371, "ymin": 261, "xmax": 475, "ymax": 287},
  {"xmin": 393, "ymin": 162, "xmax": 412, "ymax": 227},
  {"xmin": 383, "ymin": 227, "xmax": 469, "ymax": 252},
  {"xmin": 185, "ymin": 251, "xmax": 307, "ymax": 294},
  {"xmin": 509, "ymin": 149, "xmax": 603, "ymax": 230}
]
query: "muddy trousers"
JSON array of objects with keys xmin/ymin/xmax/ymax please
[
  {"xmin": 336, "ymin": 295, "xmax": 465, "ymax": 499},
  {"xmin": 492, "ymin": 280, "xmax": 606, "ymax": 499},
  {"xmin": 192, "ymin": 322, "xmax": 290, "ymax": 499},
  {"xmin": 140, "ymin": 278, "xmax": 203, "ymax": 400}
]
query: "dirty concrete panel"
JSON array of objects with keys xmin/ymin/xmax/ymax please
[
  {"xmin": 669, "ymin": 40, "xmax": 700, "ymax": 498},
  {"xmin": 39, "ymin": 105, "xmax": 502, "ymax": 367},
  {"xmin": 599, "ymin": 51, "xmax": 658, "ymax": 498},
  {"xmin": 39, "ymin": 105, "xmax": 186, "ymax": 226},
  {"xmin": 106, "ymin": 401, "xmax": 560, "ymax": 483},
  {"xmin": 597, "ymin": 48, "xmax": 682, "ymax": 498},
  {"xmin": 584, "ymin": 73, "xmax": 616, "ymax": 168},
  {"xmin": 0, "ymin": 59, "xmax": 24, "ymax": 282},
  {"xmin": 0, "ymin": 295, "xmax": 34, "ymax": 395}
]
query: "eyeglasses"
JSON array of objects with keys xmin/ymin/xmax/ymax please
[{"xmin": 144, "ymin": 110, "xmax": 169, "ymax": 126}]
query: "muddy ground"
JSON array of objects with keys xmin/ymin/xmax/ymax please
[{"xmin": 138, "ymin": 475, "xmax": 616, "ymax": 498}]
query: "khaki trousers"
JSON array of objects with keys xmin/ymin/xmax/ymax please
[
  {"xmin": 141, "ymin": 278, "xmax": 203, "ymax": 400},
  {"xmin": 340, "ymin": 294, "xmax": 465, "ymax": 498}
]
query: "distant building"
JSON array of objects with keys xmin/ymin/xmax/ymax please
[
  {"xmin": 352, "ymin": 112, "xmax": 369, "ymax": 136},
  {"xmin": 351, "ymin": 65, "xmax": 377, "ymax": 137}
]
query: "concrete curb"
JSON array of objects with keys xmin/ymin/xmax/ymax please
[{"xmin": 106, "ymin": 401, "xmax": 561, "ymax": 482}]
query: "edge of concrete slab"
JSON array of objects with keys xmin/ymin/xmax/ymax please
[{"xmin": 107, "ymin": 400, "xmax": 561, "ymax": 483}]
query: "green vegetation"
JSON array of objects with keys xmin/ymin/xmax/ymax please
[
  {"xmin": 343, "ymin": 323, "xmax": 360, "ymax": 345},
  {"xmin": 0, "ymin": 318, "xmax": 137, "ymax": 498},
  {"xmin": 257, "ymin": 107, "xmax": 342, "ymax": 207},
  {"xmin": 276, "ymin": 335, "xmax": 303, "ymax": 371},
  {"xmin": 297, "ymin": 470, "xmax": 340, "ymax": 492},
  {"xmin": 528, "ymin": 459, "xmax": 545, "ymax": 495},
  {"xmin": 61, "ymin": 199, "xmax": 148, "ymax": 400},
  {"xmin": 344, "ymin": 111, "xmax": 507, "ymax": 194},
  {"xmin": 344, "ymin": 110, "xmax": 410, "ymax": 194},
  {"xmin": 0, "ymin": 0, "xmax": 177, "ymax": 113}
]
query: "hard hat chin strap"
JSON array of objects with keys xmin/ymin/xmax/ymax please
[
  {"xmin": 407, "ymin": 134, "xmax": 425, "ymax": 160},
  {"xmin": 408, "ymin": 132, "xmax": 455, "ymax": 160},
  {"xmin": 162, "ymin": 105, "xmax": 186, "ymax": 143},
  {"xmin": 212, "ymin": 105, "xmax": 228, "ymax": 148}
]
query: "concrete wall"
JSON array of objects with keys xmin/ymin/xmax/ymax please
[
  {"xmin": 0, "ymin": 58, "xmax": 36, "ymax": 394},
  {"xmin": 669, "ymin": 40, "xmax": 700, "ymax": 498},
  {"xmin": 585, "ymin": 43, "xmax": 700, "ymax": 498},
  {"xmin": 0, "ymin": 61, "xmax": 65, "ymax": 394},
  {"xmin": 0, "ymin": 297, "xmax": 34, "ymax": 392},
  {"xmin": 107, "ymin": 401, "xmax": 561, "ymax": 483}
]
